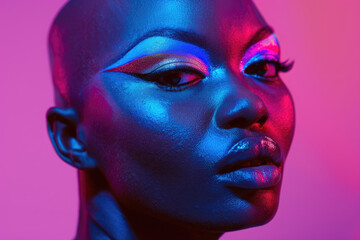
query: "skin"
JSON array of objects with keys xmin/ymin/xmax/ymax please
[{"xmin": 47, "ymin": 0, "xmax": 295, "ymax": 239}]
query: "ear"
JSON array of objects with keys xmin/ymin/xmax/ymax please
[{"xmin": 46, "ymin": 107, "xmax": 97, "ymax": 169}]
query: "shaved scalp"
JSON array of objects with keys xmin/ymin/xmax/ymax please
[
  {"xmin": 48, "ymin": 0, "xmax": 127, "ymax": 109},
  {"xmin": 48, "ymin": 0, "xmax": 86, "ymax": 108},
  {"xmin": 48, "ymin": 0, "xmax": 265, "ymax": 111}
]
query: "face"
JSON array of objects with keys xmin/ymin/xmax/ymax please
[{"xmin": 61, "ymin": 0, "xmax": 295, "ymax": 231}]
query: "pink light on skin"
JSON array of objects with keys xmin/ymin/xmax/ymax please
[{"xmin": 50, "ymin": 25, "xmax": 71, "ymax": 103}]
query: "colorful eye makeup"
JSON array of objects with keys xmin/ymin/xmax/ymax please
[
  {"xmin": 240, "ymin": 34, "xmax": 293, "ymax": 81},
  {"xmin": 104, "ymin": 53, "xmax": 208, "ymax": 91},
  {"xmin": 103, "ymin": 53, "xmax": 208, "ymax": 76},
  {"xmin": 102, "ymin": 37, "xmax": 209, "ymax": 91},
  {"xmin": 103, "ymin": 33, "xmax": 292, "ymax": 91}
]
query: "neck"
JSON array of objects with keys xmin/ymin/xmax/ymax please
[{"xmin": 75, "ymin": 170, "xmax": 223, "ymax": 240}]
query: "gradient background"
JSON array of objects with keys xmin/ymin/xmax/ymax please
[{"xmin": 1, "ymin": 0, "xmax": 359, "ymax": 239}]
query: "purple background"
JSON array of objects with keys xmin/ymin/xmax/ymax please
[{"xmin": 1, "ymin": 0, "xmax": 359, "ymax": 239}]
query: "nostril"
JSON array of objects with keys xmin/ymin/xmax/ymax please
[
  {"xmin": 215, "ymin": 92, "xmax": 269, "ymax": 130},
  {"xmin": 223, "ymin": 117, "xmax": 253, "ymax": 129},
  {"xmin": 218, "ymin": 106, "xmax": 268, "ymax": 130},
  {"xmin": 258, "ymin": 114, "xmax": 268, "ymax": 127}
]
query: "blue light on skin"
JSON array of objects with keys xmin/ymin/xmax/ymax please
[
  {"xmin": 63, "ymin": 31, "xmax": 290, "ymax": 239},
  {"xmin": 100, "ymin": 37, "xmax": 211, "ymax": 131},
  {"xmin": 46, "ymin": 0, "xmax": 295, "ymax": 239},
  {"xmin": 100, "ymin": 34, "xmax": 282, "ymax": 132}
]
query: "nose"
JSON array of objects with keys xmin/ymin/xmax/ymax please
[{"xmin": 215, "ymin": 86, "xmax": 269, "ymax": 130}]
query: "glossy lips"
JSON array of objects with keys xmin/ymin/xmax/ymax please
[{"xmin": 216, "ymin": 136, "xmax": 282, "ymax": 189}]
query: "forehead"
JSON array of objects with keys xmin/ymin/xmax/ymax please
[
  {"xmin": 120, "ymin": 0, "xmax": 265, "ymax": 38},
  {"xmin": 50, "ymin": 0, "xmax": 268, "ymax": 90}
]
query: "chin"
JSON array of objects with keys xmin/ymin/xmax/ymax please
[
  {"xmin": 233, "ymin": 187, "xmax": 281, "ymax": 230},
  {"xmin": 196, "ymin": 186, "xmax": 282, "ymax": 233}
]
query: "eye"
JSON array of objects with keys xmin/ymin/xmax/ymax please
[
  {"xmin": 244, "ymin": 60, "xmax": 293, "ymax": 81},
  {"xmin": 244, "ymin": 60, "xmax": 279, "ymax": 79},
  {"xmin": 138, "ymin": 68, "xmax": 206, "ymax": 91}
]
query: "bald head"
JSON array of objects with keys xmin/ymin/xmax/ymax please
[
  {"xmin": 48, "ymin": 0, "xmax": 127, "ymax": 108},
  {"xmin": 49, "ymin": 0, "xmax": 265, "ymax": 109},
  {"xmin": 46, "ymin": 1, "xmax": 294, "ymax": 237}
]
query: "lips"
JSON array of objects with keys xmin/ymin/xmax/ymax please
[{"xmin": 216, "ymin": 136, "xmax": 283, "ymax": 189}]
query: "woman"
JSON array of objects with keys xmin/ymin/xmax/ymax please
[{"xmin": 47, "ymin": 0, "xmax": 295, "ymax": 239}]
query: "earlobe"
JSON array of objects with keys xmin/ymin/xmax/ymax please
[{"xmin": 46, "ymin": 107, "xmax": 97, "ymax": 169}]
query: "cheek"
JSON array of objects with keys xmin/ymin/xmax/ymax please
[
  {"xmin": 264, "ymin": 85, "xmax": 295, "ymax": 156},
  {"xmin": 80, "ymin": 83, "xmax": 119, "ymax": 165},
  {"xmin": 79, "ymin": 78, "xmax": 225, "ymax": 218},
  {"xmin": 81, "ymin": 76, "xmax": 210, "ymax": 187}
]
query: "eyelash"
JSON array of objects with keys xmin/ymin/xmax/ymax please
[
  {"xmin": 131, "ymin": 59, "xmax": 293, "ymax": 92},
  {"xmin": 135, "ymin": 66, "xmax": 206, "ymax": 92},
  {"xmin": 244, "ymin": 59, "xmax": 294, "ymax": 81}
]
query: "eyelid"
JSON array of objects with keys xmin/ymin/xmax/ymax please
[
  {"xmin": 240, "ymin": 33, "xmax": 280, "ymax": 71},
  {"xmin": 103, "ymin": 54, "xmax": 209, "ymax": 76}
]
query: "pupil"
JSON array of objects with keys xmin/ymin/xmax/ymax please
[
  {"xmin": 257, "ymin": 63, "xmax": 267, "ymax": 76},
  {"xmin": 161, "ymin": 72, "xmax": 181, "ymax": 85},
  {"xmin": 245, "ymin": 62, "xmax": 268, "ymax": 76}
]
